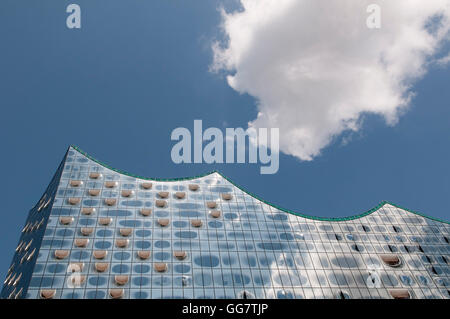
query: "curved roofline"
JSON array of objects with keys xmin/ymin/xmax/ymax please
[{"xmin": 70, "ymin": 145, "xmax": 449, "ymax": 224}]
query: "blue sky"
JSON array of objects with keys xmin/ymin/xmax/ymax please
[{"xmin": 0, "ymin": 1, "xmax": 449, "ymax": 279}]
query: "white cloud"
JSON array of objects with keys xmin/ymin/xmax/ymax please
[
  {"xmin": 212, "ymin": 0, "xmax": 450, "ymax": 161},
  {"xmin": 436, "ymin": 53, "xmax": 450, "ymax": 66}
]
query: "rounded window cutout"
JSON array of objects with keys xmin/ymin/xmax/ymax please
[
  {"xmin": 237, "ymin": 290, "xmax": 255, "ymax": 299},
  {"xmin": 336, "ymin": 291, "xmax": 352, "ymax": 299},
  {"xmin": 381, "ymin": 255, "xmax": 402, "ymax": 268},
  {"xmin": 277, "ymin": 290, "xmax": 294, "ymax": 299}
]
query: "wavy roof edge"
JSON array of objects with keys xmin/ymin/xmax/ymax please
[{"xmin": 70, "ymin": 145, "xmax": 449, "ymax": 225}]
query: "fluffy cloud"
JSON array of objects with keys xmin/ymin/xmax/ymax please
[{"xmin": 212, "ymin": 0, "xmax": 450, "ymax": 160}]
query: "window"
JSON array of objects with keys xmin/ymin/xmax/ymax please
[
  {"xmin": 99, "ymin": 217, "xmax": 112, "ymax": 226},
  {"xmin": 105, "ymin": 181, "xmax": 118, "ymax": 188},
  {"xmin": 115, "ymin": 275, "xmax": 129, "ymax": 285},
  {"xmin": 154, "ymin": 263, "xmax": 167, "ymax": 272},
  {"xmin": 95, "ymin": 262, "xmax": 109, "ymax": 272},
  {"xmin": 81, "ymin": 208, "xmax": 95, "ymax": 215},
  {"xmin": 16, "ymin": 241, "xmax": 24, "ymax": 252},
  {"xmin": 27, "ymin": 248, "xmax": 36, "ymax": 261},
  {"xmin": 15, "ymin": 288, "xmax": 23, "ymax": 299},
  {"xmin": 40, "ymin": 290, "xmax": 56, "ymax": 299},
  {"xmin": 423, "ymin": 255, "xmax": 433, "ymax": 263},
  {"xmin": 121, "ymin": 190, "xmax": 134, "ymax": 197},
  {"xmin": 93, "ymin": 250, "xmax": 107, "ymax": 259},
  {"xmin": 88, "ymin": 189, "xmax": 100, "ymax": 196},
  {"xmin": 337, "ymin": 291, "xmax": 351, "ymax": 299},
  {"xmin": 392, "ymin": 225, "xmax": 402, "ymax": 233},
  {"xmin": 7, "ymin": 265, "xmax": 14, "ymax": 275},
  {"xmin": 4, "ymin": 273, "xmax": 12, "ymax": 285},
  {"xmin": 277, "ymin": 290, "xmax": 294, "ymax": 299},
  {"xmin": 60, "ymin": 217, "xmax": 74, "ymax": 225},
  {"xmin": 399, "ymin": 275, "xmax": 414, "ymax": 286},
  {"xmin": 109, "ymin": 289, "xmax": 124, "ymax": 299},
  {"xmin": 188, "ymin": 184, "xmax": 199, "ymax": 191},
  {"xmin": 120, "ymin": 228, "xmax": 132, "ymax": 237},
  {"xmin": 140, "ymin": 208, "xmax": 152, "ymax": 216},
  {"xmin": 74, "ymin": 238, "xmax": 89, "ymax": 248},
  {"xmin": 206, "ymin": 201, "xmax": 217, "ymax": 209},
  {"xmin": 138, "ymin": 251, "xmax": 150, "ymax": 260},
  {"xmin": 70, "ymin": 180, "xmax": 83, "ymax": 187},
  {"xmin": 7, "ymin": 273, "xmax": 16, "ymax": 286},
  {"xmin": 221, "ymin": 193, "xmax": 232, "ymax": 201},
  {"xmin": 416, "ymin": 275, "xmax": 430, "ymax": 286},
  {"xmin": 174, "ymin": 251, "xmax": 187, "ymax": 260},
  {"xmin": 155, "ymin": 200, "xmax": 166, "ymax": 208},
  {"xmin": 158, "ymin": 191, "xmax": 169, "ymax": 198},
  {"xmin": 24, "ymin": 239, "xmax": 33, "ymax": 251},
  {"xmin": 158, "ymin": 219, "xmax": 170, "ymax": 227},
  {"xmin": 238, "ymin": 290, "xmax": 254, "ymax": 299},
  {"xmin": 21, "ymin": 223, "xmax": 29, "ymax": 233},
  {"xmin": 116, "ymin": 239, "xmax": 129, "ymax": 248},
  {"xmin": 210, "ymin": 210, "xmax": 221, "ymax": 218},
  {"xmin": 43, "ymin": 199, "xmax": 51, "ymax": 209},
  {"xmin": 381, "ymin": 255, "xmax": 401, "ymax": 267},
  {"xmin": 175, "ymin": 192, "xmax": 185, "ymax": 199},
  {"xmin": 54, "ymin": 250, "xmax": 69, "ymax": 259},
  {"xmin": 141, "ymin": 182, "xmax": 152, "ymax": 190},
  {"xmin": 104, "ymin": 198, "xmax": 116, "ymax": 206},
  {"xmin": 68, "ymin": 198, "xmax": 80, "ymax": 205},
  {"xmin": 12, "ymin": 273, "xmax": 21, "ymax": 286},
  {"xmin": 89, "ymin": 172, "xmax": 102, "ymax": 179},
  {"xmin": 389, "ymin": 289, "xmax": 411, "ymax": 299},
  {"xmin": 191, "ymin": 220, "xmax": 202, "ymax": 228},
  {"xmin": 431, "ymin": 266, "xmax": 441, "ymax": 275},
  {"xmin": 387, "ymin": 245, "xmax": 398, "ymax": 253}
]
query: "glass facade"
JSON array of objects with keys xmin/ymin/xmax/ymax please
[{"xmin": 2, "ymin": 146, "xmax": 449, "ymax": 299}]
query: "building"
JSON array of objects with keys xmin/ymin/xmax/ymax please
[{"xmin": 1, "ymin": 146, "xmax": 449, "ymax": 299}]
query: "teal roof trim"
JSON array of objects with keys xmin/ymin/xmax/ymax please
[
  {"xmin": 71, "ymin": 145, "xmax": 216, "ymax": 181},
  {"xmin": 70, "ymin": 145, "xmax": 449, "ymax": 224}
]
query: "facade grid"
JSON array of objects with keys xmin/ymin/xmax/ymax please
[{"xmin": 1, "ymin": 146, "xmax": 449, "ymax": 299}]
